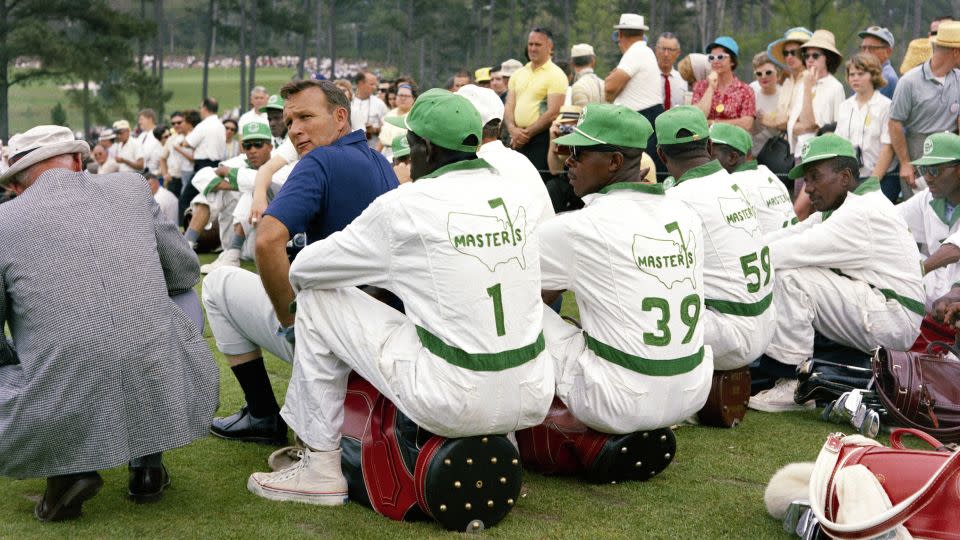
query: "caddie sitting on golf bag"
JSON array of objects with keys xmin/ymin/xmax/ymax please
[
  {"xmin": 187, "ymin": 121, "xmax": 274, "ymax": 273},
  {"xmin": 749, "ymin": 134, "xmax": 924, "ymax": 413},
  {"xmin": 246, "ymin": 90, "xmax": 554, "ymax": 528},
  {"xmin": 518, "ymin": 104, "xmax": 712, "ymax": 482},
  {"xmin": 660, "ymin": 106, "xmax": 776, "ymax": 427},
  {"xmin": 708, "ymin": 123, "xmax": 797, "ymax": 234}
]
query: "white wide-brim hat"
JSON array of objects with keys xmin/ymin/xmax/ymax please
[
  {"xmin": 456, "ymin": 84, "xmax": 505, "ymax": 127},
  {"xmin": 0, "ymin": 125, "xmax": 90, "ymax": 185},
  {"xmin": 614, "ymin": 13, "xmax": 649, "ymax": 31}
]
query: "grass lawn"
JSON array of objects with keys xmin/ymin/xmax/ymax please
[
  {"xmin": 7, "ymin": 68, "xmax": 301, "ymax": 135},
  {"xmin": 0, "ymin": 254, "xmax": 843, "ymax": 539}
]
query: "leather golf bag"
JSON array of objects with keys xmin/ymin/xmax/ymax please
[
  {"xmin": 515, "ymin": 398, "xmax": 676, "ymax": 483},
  {"xmin": 808, "ymin": 429, "xmax": 960, "ymax": 539},
  {"xmin": 340, "ymin": 373, "xmax": 522, "ymax": 531},
  {"xmin": 697, "ymin": 366, "xmax": 751, "ymax": 427}
]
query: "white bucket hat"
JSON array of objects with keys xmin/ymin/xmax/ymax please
[
  {"xmin": 0, "ymin": 125, "xmax": 90, "ymax": 185},
  {"xmin": 613, "ymin": 13, "xmax": 649, "ymax": 31}
]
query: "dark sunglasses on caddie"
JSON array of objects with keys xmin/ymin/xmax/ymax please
[
  {"xmin": 755, "ymin": 69, "xmax": 775, "ymax": 77},
  {"xmin": 570, "ymin": 144, "xmax": 622, "ymax": 161},
  {"xmin": 918, "ymin": 162, "xmax": 960, "ymax": 178},
  {"xmin": 242, "ymin": 141, "xmax": 268, "ymax": 150}
]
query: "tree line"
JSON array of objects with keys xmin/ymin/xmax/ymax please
[{"xmin": 2, "ymin": 0, "xmax": 958, "ymax": 140}]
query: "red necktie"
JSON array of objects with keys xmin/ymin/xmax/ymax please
[{"xmin": 662, "ymin": 73, "xmax": 671, "ymax": 110}]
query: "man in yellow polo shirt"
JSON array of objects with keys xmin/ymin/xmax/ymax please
[{"xmin": 504, "ymin": 26, "xmax": 569, "ymax": 179}]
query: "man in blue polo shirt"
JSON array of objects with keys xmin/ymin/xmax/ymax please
[{"xmin": 202, "ymin": 80, "xmax": 398, "ymax": 444}]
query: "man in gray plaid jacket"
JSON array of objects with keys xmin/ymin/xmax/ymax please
[{"xmin": 0, "ymin": 126, "xmax": 219, "ymax": 522}]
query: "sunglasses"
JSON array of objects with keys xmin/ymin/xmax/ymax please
[
  {"xmin": 918, "ymin": 162, "xmax": 959, "ymax": 178},
  {"xmin": 570, "ymin": 144, "xmax": 622, "ymax": 161},
  {"xmin": 755, "ymin": 69, "xmax": 775, "ymax": 77},
  {"xmin": 859, "ymin": 44, "xmax": 886, "ymax": 52},
  {"xmin": 242, "ymin": 141, "xmax": 268, "ymax": 150},
  {"xmin": 783, "ymin": 49, "xmax": 801, "ymax": 57},
  {"xmin": 171, "ymin": 120, "xmax": 183, "ymax": 125},
  {"xmin": 803, "ymin": 52, "xmax": 822, "ymax": 61},
  {"xmin": 708, "ymin": 54, "xmax": 728, "ymax": 62}
]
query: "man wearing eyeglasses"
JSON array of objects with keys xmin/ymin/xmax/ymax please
[
  {"xmin": 655, "ymin": 32, "xmax": 686, "ymax": 110},
  {"xmin": 897, "ymin": 133, "xmax": 960, "ymax": 313},
  {"xmin": 184, "ymin": 121, "xmax": 274, "ymax": 273},
  {"xmin": 858, "ymin": 27, "xmax": 898, "ymax": 99}
]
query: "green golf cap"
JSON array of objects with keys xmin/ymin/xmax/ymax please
[
  {"xmin": 553, "ymin": 103, "xmax": 652, "ymax": 149},
  {"xmin": 386, "ymin": 88, "xmax": 481, "ymax": 153},
  {"xmin": 787, "ymin": 133, "xmax": 857, "ymax": 179},
  {"xmin": 911, "ymin": 132, "xmax": 960, "ymax": 166},
  {"xmin": 391, "ymin": 135, "xmax": 410, "ymax": 158},
  {"xmin": 258, "ymin": 94, "xmax": 284, "ymax": 113},
  {"xmin": 655, "ymin": 106, "xmax": 709, "ymax": 146},
  {"xmin": 709, "ymin": 123, "xmax": 752, "ymax": 155},
  {"xmin": 241, "ymin": 121, "xmax": 272, "ymax": 141}
]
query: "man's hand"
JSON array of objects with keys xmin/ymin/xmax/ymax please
[
  {"xmin": 932, "ymin": 289, "xmax": 960, "ymax": 323},
  {"xmin": 393, "ymin": 162, "xmax": 411, "ymax": 184},
  {"xmin": 802, "ymin": 67, "xmax": 817, "ymax": 86},
  {"xmin": 901, "ymin": 162, "xmax": 917, "ymax": 189},
  {"xmin": 215, "ymin": 164, "xmax": 231, "ymax": 177},
  {"xmin": 249, "ymin": 192, "xmax": 269, "ymax": 225},
  {"xmin": 511, "ymin": 128, "xmax": 531, "ymax": 149}
]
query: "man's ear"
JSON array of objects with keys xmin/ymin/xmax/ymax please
[
  {"xmin": 609, "ymin": 151, "xmax": 624, "ymax": 173},
  {"xmin": 656, "ymin": 147, "xmax": 667, "ymax": 167},
  {"xmin": 335, "ymin": 106, "xmax": 350, "ymax": 128}
]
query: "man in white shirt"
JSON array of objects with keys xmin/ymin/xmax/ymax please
[
  {"xmin": 709, "ymin": 123, "xmax": 797, "ymax": 234},
  {"xmin": 537, "ymin": 104, "xmax": 711, "ymax": 481},
  {"xmin": 896, "ymin": 133, "xmax": 960, "ymax": 312},
  {"xmin": 605, "ymin": 13, "xmax": 665, "ymax": 172},
  {"xmin": 237, "ymin": 86, "xmax": 269, "ymax": 132},
  {"xmin": 137, "ymin": 109, "xmax": 164, "ymax": 176},
  {"xmin": 350, "ymin": 71, "xmax": 389, "ymax": 149},
  {"xmin": 91, "ymin": 144, "xmax": 119, "ymax": 175},
  {"xmin": 98, "ymin": 129, "xmax": 117, "ymax": 159},
  {"xmin": 750, "ymin": 134, "xmax": 924, "ymax": 412},
  {"xmin": 655, "ymin": 32, "xmax": 688, "ymax": 110},
  {"xmin": 569, "ymin": 43, "xmax": 604, "ymax": 107},
  {"xmin": 246, "ymin": 89, "xmax": 553, "ymax": 506},
  {"xmin": 456, "ymin": 84, "xmax": 554, "ymax": 220},
  {"xmin": 181, "ymin": 98, "xmax": 227, "ymax": 212},
  {"xmin": 659, "ymin": 106, "xmax": 776, "ymax": 426},
  {"xmin": 112, "ymin": 120, "xmax": 143, "ymax": 173},
  {"xmin": 147, "ymin": 172, "xmax": 178, "ymax": 223}
]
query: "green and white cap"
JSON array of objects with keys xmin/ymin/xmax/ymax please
[
  {"xmin": 385, "ymin": 88, "xmax": 481, "ymax": 153},
  {"xmin": 258, "ymin": 94, "xmax": 284, "ymax": 113},
  {"xmin": 709, "ymin": 123, "xmax": 752, "ymax": 155},
  {"xmin": 553, "ymin": 103, "xmax": 652, "ymax": 149},
  {"xmin": 391, "ymin": 135, "xmax": 410, "ymax": 158},
  {"xmin": 911, "ymin": 132, "xmax": 960, "ymax": 166},
  {"xmin": 788, "ymin": 133, "xmax": 856, "ymax": 179},
  {"xmin": 655, "ymin": 105, "xmax": 709, "ymax": 146},
  {"xmin": 241, "ymin": 121, "xmax": 272, "ymax": 141}
]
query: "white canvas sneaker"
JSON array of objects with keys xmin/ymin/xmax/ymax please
[
  {"xmin": 248, "ymin": 447, "xmax": 348, "ymax": 506},
  {"xmin": 200, "ymin": 248, "xmax": 240, "ymax": 274},
  {"xmin": 748, "ymin": 379, "xmax": 816, "ymax": 413}
]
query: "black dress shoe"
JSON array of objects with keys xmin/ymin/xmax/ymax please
[
  {"xmin": 128, "ymin": 465, "xmax": 171, "ymax": 503},
  {"xmin": 209, "ymin": 406, "xmax": 288, "ymax": 444},
  {"xmin": 35, "ymin": 471, "xmax": 103, "ymax": 522}
]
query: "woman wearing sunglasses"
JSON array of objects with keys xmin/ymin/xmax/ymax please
[
  {"xmin": 788, "ymin": 30, "xmax": 845, "ymax": 159},
  {"xmin": 223, "ymin": 118, "xmax": 240, "ymax": 159},
  {"xmin": 750, "ymin": 52, "xmax": 782, "ymax": 155},
  {"xmin": 835, "ymin": 53, "xmax": 897, "ymax": 202},
  {"xmin": 765, "ymin": 28, "xmax": 813, "ymax": 138},
  {"xmin": 692, "ymin": 36, "xmax": 755, "ymax": 131}
]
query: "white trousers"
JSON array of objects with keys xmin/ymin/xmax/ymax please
[
  {"xmin": 191, "ymin": 190, "xmax": 241, "ymax": 249},
  {"xmin": 702, "ymin": 305, "xmax": 776, "ymax": 371},
  {"xmin": 201, "ymin": 266, "xmax": 293, "ymax": 361},
  {"xmin": 765, "ymin": 267, "xmax": 922, "ymax": 366},
  {"xmin": 543, "ymin": 307, "xmax": 713, "ymax": 434},
  {"xmin": 282, "ymin": 287, "xmax": 553, "ymax": 452}
]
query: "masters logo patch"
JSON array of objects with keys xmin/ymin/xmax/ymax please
[
  {"xmin": 632, "ymin": 223, "xmax": 698, "ymax": 289},
  {"xmin": 447, "ymin": 197, "xmax": 528, "ymax": 272},
  {"xmin": 924, "ymin": 139, "xmax": 934, "ymax": 155},
  {"xmin": 718, "ymin": 184, "xmax": 761, "ymax": 238}
]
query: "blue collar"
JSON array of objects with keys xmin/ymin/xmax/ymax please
[{"xmin": 337, "ymin": 129, "xmax": 368, "ymax": 147}]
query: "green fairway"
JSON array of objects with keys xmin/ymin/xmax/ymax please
[
  {"xmin": 7, "ymin": 68, "xmax": 300, "ymax": 135},
  {"xmin": 0, "ymin": 256, "xmax": 841, "ymax": 539}
]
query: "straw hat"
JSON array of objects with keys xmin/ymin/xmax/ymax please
[
  {"xmin": 900, "ymin": 38, "xmax": 933, "ymax": 75},
  {"xmin": 800, "ymin": 29, "xmax": 842, "ymax": 58},
  {"xmin": 0, "ymin": 125, "xmax": 90, "ymax": 185},
  {"xmin": 767, "ymin": 27, "xmax": 813, "ymax": 68},
  {"xmin": 933, "ymin": 21, "xmax": 960, "ymax": 48}
]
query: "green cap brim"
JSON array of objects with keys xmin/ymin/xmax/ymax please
[
  {"xmin": 787, "ymin": 154, "xmax": 841, "ymax": 179},
  {"xmin": 243, "ymin": 134, "xmax": 271, "ymax": 141},
  {"xmin": 553, "ymin": 131, "xmax": 602, "ymax": 147},
  {"xmin": 911, "ymin": 155, "xmax": 956, "ymax": 166},
  {"xmin": 385, "ymin": 116, "xmax": 408, "ymax": 130}
]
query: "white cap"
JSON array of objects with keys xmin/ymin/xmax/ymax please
[
  {"xmin": 613, "ymin": 13, "xmax": 649, "ymax": 31},
  {"xmin": 456, "ymin": 84, "xmax": 505, "ymax": 126},
  {"xmin": 98, "ymin": 129, "xmax": 116, "ymax": 141},
  {"xmin": 571, "ymin": 43, "xmax": 595, "ymax": 58},
  {"xmin": 0, "ymin": 125, "xmax": 90, "ymax": 184},
  {"xmin": 498, "ymin": 59, "xmax": 523, "ymax": 77},
  {"xmin": 112, "ymin": 119, "xmax": 131, "ymax": 131}
]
